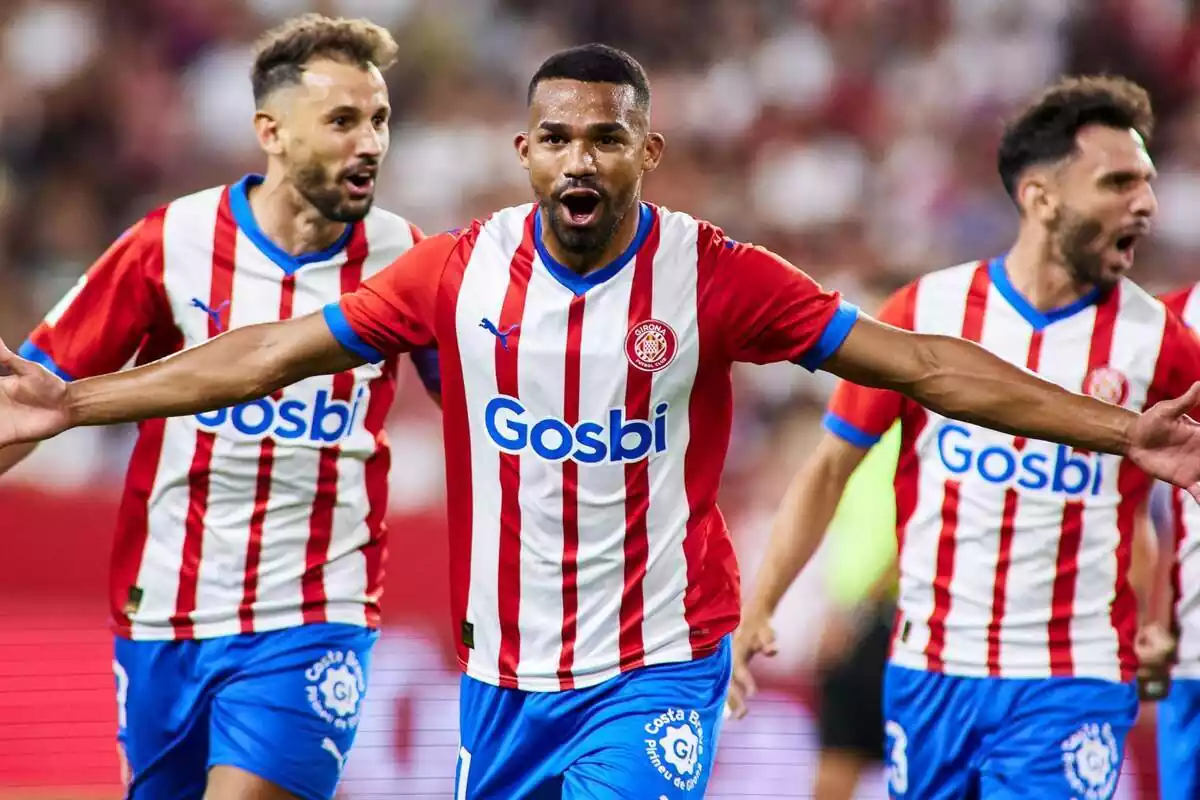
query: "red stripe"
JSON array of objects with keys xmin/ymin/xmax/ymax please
[
  {"xmin": 439, "ymin": 228, "xmax": 480, "ymax": 670},
  {"xmin": 111, "ymin": 209, "xmax": 172, "ymax": 636},
  {"xmin": 1171, "ymin": 488, "xmax": 1186, "ymax": 639},
  {"xmin": 360, "ymin": 359, "xmax": 397, "ymax": 628},
  {"xmin": 237, "ymin": 276, "xmax": 297, "ymax": 632},
  {"xmin": 171, "ymin": 189, "xmax": 237, "ymax": 638},
  {"xmin": 618, "ymin": 220, "xmax": 662, "ymax": 672},
  {"xmin": 495, "ymin": 213, "xmax": 537, "ymax": 687},
  {"xmin": 986, "ymin": 330, "xmax": 1043, "ymax": 674},
  {"xmin": 891, "ymin": 281, "xmax": 923, "ymax": 558},
  {"xmin": 1048, "ymin": 290, "xmax": 1121, "ymax": 675},
  {"xmin": 925, "ymin": 482, "xmax": 960, "ymax": 671},
  {"xmin": 303, "ymin": 226, "xmax": 369, "ymax": 624},
  {"xmin": 557, "ymin": 295, "xmax": 586, "ymax": 689},
  {"xmin": 924, "ymin": 262, "xmax": 989, "ymax": 669}
]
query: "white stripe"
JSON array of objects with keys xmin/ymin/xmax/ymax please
[
  {"xmin": 510, "ymin": 254, "xmax": 569, "ymax": 685},
  {"xmin": 458, "ymin": 208, "xmax": 529, "ymax": 679},
  {"xmin": 891, "ymin": 264, "xmax": 973, "ymax": 670},
  {"xmin": 129, "ymin": 189, "xmax": 222, "ymax": 638},
  {"xmin": 939, "ymin": 288, "xmax": 1032, "ymax": 672},
  {"xmin": 568, "ymin": 257, "xmax": 638, "ymax": 685},
  {"xmin": 641, "ymin": 212, "xmax": 699, "ymax": 667},
  {"xmin": 1183, "ymin": 283, "xmax": 1200, "ymax": 328}
]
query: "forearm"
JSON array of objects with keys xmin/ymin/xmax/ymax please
[
  {"xmin": 745, "ymin": 458, "xmax": 850, "ymax": 620},
  {"xmin": 905, "ymin": 335, "xmax": 1134, "ymax": 455},
  {"xmin": 0, "ymin": 442, "xmax": 36, "ymax": 477},
  {"xmin": 66, "ymin": 321, "xmax": 338, "ymax": 427}
]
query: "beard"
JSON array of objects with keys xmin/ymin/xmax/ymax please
[
  {"xmin": 1049, "ymin": 206, "xmax": 1115, "ymax": 290},
  {"xmin": 545, "ymin": 199, "xmax": 625, "ymax": 256},
  {"xmin": 293, "ymin": 161, "xmax": 373, "ymax": 223}
]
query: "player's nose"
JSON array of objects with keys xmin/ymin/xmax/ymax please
[
  {"xmin": 1131, "ymin": 183, "xmax": 1157, "ymax": 218},
  {"xmin": 355, "ymin": 124, "xmax": 385, "ymax": 158},
  {"xmin": 563, "ymin": 141, "xmax": 597, "ymax": 177}
]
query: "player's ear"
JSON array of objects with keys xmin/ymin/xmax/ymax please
[
  {"xmin": 515, "ymin": 132, "xmax": 530, "ymax": 171},
  {"xmin": 254, "ymin": 110, "xmax": 284, "ymax": 158},
  {"xmin": 1019, "ymin": 173, "xmax": 1053, "ymax": 223},
  {"xmin": 643, "ymin": 132, "xmax": 665, "ymax": 173}
]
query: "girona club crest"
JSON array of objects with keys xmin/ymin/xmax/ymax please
[
  {"xmin": 1083, "ymin": 365, "xmax": 1129, "ymax": 407},
  {"xmin": 625, "ymin": 319, "xmax": 679, "ymax": 373}
]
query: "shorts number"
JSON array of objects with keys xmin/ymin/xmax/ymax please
[
  {"xmin": 456, "ymin": 746, "xmax": 472, "ymax": 800},
  {"xmin": 112, "ymin": 660, "xmax": 129, "ymax": 730},
  {"xmin": 885, "ymin": 720, "xmax": 909, "ymax": 795}
]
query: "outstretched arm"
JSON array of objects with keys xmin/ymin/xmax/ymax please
[
  {"xmin": 823, "ymin": 315, "xmax": 1200, "ymax": 495},
  {"xmin": 0, "ymin": 312, "xmax": 361, "ymax": 445}
]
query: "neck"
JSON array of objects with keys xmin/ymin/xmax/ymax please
[
  {"xmin": 1003, "ymin": 226, "xmax": 1093, "ymax": 311},
  {"xmin": 248, "ymin": 169, "xmax": 347, "ymax": 256},
  {"xmin": 540, "ymin": 201, "xmax": 642, "ymax": 275}
]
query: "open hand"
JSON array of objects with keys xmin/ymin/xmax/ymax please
[
  {"xmin": 0, "ymin": 339, "xmax": 72, "ymax": 447},
  {"xmin": 1127, "ymin": 383, "xmax": 1200, "ymax": 501}
]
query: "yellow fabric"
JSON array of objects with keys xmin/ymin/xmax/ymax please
[{"xmin": 826, "ymin": 423, "xmax": 900, "ymax": 605}]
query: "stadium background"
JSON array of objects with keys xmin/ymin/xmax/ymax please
[{"xmin": 0, "ymin": 0, "xmax": 1197, "ymax": 797}]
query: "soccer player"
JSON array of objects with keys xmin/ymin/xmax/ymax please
[
  {"xmin": 1149, "ymin": 284, "xmax": 1200, "ymax": 798},
  {"xmin": 0, "ymin": 14, "xmax": 436, "ymax": 800},
  {"xmin": 728, "ymin": 76, "xmax": 1200, "ymax": 799},
  {"xmin": 2, "ymin": 51, "xmax": 1200, "ymax": 799}
]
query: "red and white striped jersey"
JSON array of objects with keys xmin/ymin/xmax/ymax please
[
  {"xmin": 1156, "ymin": 284, "xmax": 1200, "ymax": 678},
  {"xmin": 825, "ymin": 257, "xmax": 1200, "ymax": 682},
  {"xmin": 328, "ymin": 203, "xmax": 857, "ymax": 691},
  {"xmin": 19, "ymin": 175, "xmax": 428, "ymax": 640}
]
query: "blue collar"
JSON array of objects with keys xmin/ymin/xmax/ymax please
[
  {"xmin": 987, "ymin": 256, "xmax": 1102, "ymax": 331},
  {"xmin": 229, "ymin": 174, "xmax": 357, "ymax": 275},
  {"xmin": 534, "ymin": 203, "xmax": 653, "ymax": 296}
]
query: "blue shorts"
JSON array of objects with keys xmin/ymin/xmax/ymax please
[
  {"xmin": 1159, "ymin": 678, "xmax": 1200, "ymax": 799},
  {"xmin": 883, "ymin": 664, "xmax": 1137, "ymax": 800},
  {"xmin": 456, "ymin": 636, "xmax": 731, "ymax": 799},
  {"xmin": 114, "ymin": 623, "xmax": 377, "ymax": 800}
]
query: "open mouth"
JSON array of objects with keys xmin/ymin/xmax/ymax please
[
  {"xmin": 343, "ymin": 168, "xmax": 376, "ymax": 198},
  {"xmin": 559, "ymin": 189, "xmax": 603, "ymax": 226}
]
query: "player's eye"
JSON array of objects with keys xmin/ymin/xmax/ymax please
[
  {"xmin": 542, "ymin": 134, "xmax": 566, "ymax": 145},
  {"xmin": 332, "ymin": 116, "xmax": 350, "ymax": 128},
  {"xmin": 598, "ymin": 136, "xmax": 620, "ymax": 146},
  {"xmin": 372, "ymin": 115, "xmax": 387, "ymax": 129}
]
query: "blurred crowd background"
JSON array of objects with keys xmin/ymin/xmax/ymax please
[{"xmin": 2, "ymin": 0, "xmax": 1198, "ymax": 797}]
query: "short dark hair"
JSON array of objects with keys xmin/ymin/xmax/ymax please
[
  {"xmin": 997, "ymin": 75, "xmax": 1155, "ymax": 201},
  {"xmin": 251, "ymin": 14, "xmax": 399, "ymax": 107},
  {"xmin": 527, "ymin": 44, "xmax": 651, "ymax": 111}
]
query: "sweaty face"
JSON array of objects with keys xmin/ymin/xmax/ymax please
[
  {"xmin": 1045, "ymin": 125, "xmax": 1157, "ymax": 290},
  {"xmin": 272, "ymin": 58, "xmax": 390, "ymax": 222},
  {"xmin": 519, "ymin": 79, "xmax": 659, "ymax": 258}
]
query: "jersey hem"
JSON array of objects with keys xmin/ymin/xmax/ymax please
[
  {"xmin": 456, "ymin": 638, "xmax": 725, "ymax": 692},
  {"xmin": 887, "ymin": 649, "xmax": 1130, "ymax": 682},
  {"xmin": 112, "ymin": 602, "xmax": 376, "ymax": 640}
]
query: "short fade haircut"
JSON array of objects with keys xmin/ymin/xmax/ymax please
[
  {"xmin": 997, "ymin": 75, "xmax": 1155, "ymax": 202},
  {"xmin": 251, "ymin": 14, "xmax": 399, "ymax": 107},
  {"xmin": 527, "ymin": 44, "xmax": 651, "ymax": 112}
]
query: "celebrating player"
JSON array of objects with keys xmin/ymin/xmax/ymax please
[
  {"xmin": 729, "ymin": 76, "xmax": 1200, "ymax": 798},
  {"xmin": 3, "ymin": 51, "xmax": 1200, "ymax": 799},
  {"xmin": 0, "ymin": 14, "xmax": 437, "ymax": 800},
  {"xmin": 1149, "ymin": 284, "xmax": 1200, "ymax": 798}
]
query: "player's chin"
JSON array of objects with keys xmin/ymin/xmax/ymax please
[{"xmin": 330, "ymin": 196, "xmax": 374, "ymax": 223}]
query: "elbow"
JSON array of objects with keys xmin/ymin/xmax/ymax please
[{"xmin": 903, "ymin": 335, "xmax": 970, "ymax": 419}]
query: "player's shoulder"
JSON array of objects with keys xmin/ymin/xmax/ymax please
[
  {"xmin": 1114, "ymin": 276, "xmax": 1173, "ymax": 327},
  {"xmin": 360, "ymin": 205, "xmax": 423, "ymax": 257},
  {"xmin": 468, "ymin": 202, "xmax": 537, "ymax": 252},
  {"xmin": 1156, "ymin": 281, "xmax": 1198, "ymax": 320}
]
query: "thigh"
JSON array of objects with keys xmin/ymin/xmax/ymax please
[
  {"xmin": 978, "ymin": 679, "xmax": 1137, "ymax": 800},
  {"xmin": 819, "ymin": 618, "xmax": 888, "ymax": 761},
  {"xmin": 456, "ymin": 674, "xmax": 573, "ymax": 800},
  {"xmin": 883, "ymin": 665, "xmax": 979, "ymax": 800},
  {"xmin": 1158, "ymin": 679, "xmax": 1200, "ymax": 800},
  {"xmin": 208, "ymin": 624, "xmax": 378, "ymax": 800},
  {"xmin": 115, "ymin": 637, "xmax": 210, "ymax": 800},
  {"xmin": 561, "ymin": 639, "xmax": 732, "ymax": 799}
]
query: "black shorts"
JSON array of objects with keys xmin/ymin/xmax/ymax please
[{"xmin": 816, "ymin": 602, "xmax": 893, "ymax": 760}]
